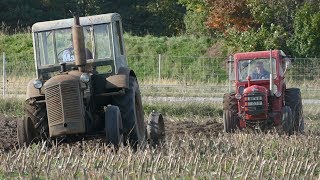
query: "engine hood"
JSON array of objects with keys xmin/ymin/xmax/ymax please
[
  {"xmin": 244, "ymin": 85, "xmax": 268, "ymax": 94},
  {"xmin": 44, "ymin": 73, "xmax": 80, "ymax": 88}
]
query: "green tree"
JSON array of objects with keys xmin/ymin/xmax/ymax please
[
  {"xmin": 178, "ymin": 0, "xmax": 211, "ymax": 36},
  {"xmin": 288, "ymin": 2, "xmax": 320, "ymax": 57},
  {"xmin": 226, "ymin": 24, "xmax": 288, "ymax": 53},
  {"xmin": 247, "ymin": 0, "xmax": 304, "ymax": 33}
]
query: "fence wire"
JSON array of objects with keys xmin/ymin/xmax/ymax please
[{"xmin": 0, "ymin": 55, "xmax": 319, "ymax": 97}]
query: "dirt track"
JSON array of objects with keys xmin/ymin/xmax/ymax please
[{"xmin": 0, "ymin": 115, "xmax": 223, "ymax": 151}]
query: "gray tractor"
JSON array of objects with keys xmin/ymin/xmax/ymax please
[{"xmin": 17, "ymin": 13, "xmax": 165, "ymax": 148}]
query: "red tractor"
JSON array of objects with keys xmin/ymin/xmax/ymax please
[{"xmin": 223, "ymin": 50, "xmax": 304, "ymax": 134}]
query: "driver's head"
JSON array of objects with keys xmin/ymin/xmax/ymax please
[{"xmin": 256, "ymin": 62, "xmax": 264, "ymax": 73}]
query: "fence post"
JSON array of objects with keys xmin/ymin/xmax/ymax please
[
  {"xmin": 158, "ymin": 54, "xmax": 161, "ymax": 82},
  {"xmin": 2, "ymin": 52, "xmax": 6, "ymax": 97}
]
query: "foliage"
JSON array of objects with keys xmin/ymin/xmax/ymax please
[
  {"xmin": 125, "ymin": 34, "xmax": 215, "ymax": 81},
  {"xmin": 206, "ymin": 0, "xmax": 257, "ymax": 32},
  {"xmin": 246, "ymin": 0, "xmax": 303, "ymax": 32},
  {"xmin": 0, "ymin": 33, "xmax": 34, "ymax": 75},
  {"xmin": 0, "ymin": 0, "xmax": 186, "ymax": 36},
  {"xmin": 288, "ymin": 3, "xmax": 320, "ymax": 57},
  {"xmin": 225, "ymin": 24, "xmax": 288, "ymax": 53},
  {"xmin": 178, "ymin": 0, "xmax": 211, "ymax": 36}
]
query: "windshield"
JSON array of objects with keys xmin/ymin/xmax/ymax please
[
  {"xmin": 238, "ymin": 58, "xmax": 276, "ymax": 81},
  {"xmin": 35, "ymin": 23, "xmax": 112, "ymax": 67}
]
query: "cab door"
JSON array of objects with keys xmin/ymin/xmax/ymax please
[{"xmin": 113, "ymin": 20, "xmax": 127, "ymax": 73}]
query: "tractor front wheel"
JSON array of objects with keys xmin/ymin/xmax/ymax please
[
  {"xmin": 285, "ymin": 88, "xmax": 304, "ymax": 133},
  {"xmin": 223, "ymin": 110, "xmax": 237, "ymax": 133},
  {"xmin": 223, "ymin": 93, "xmax": 238, "ymax": 133},
  {"xmin": 105, "ymin": 105, "xmax": 123, "ymax": 148},
  {"xmin": 17, "ymin": 116, "xmax": 35, "ymax": 147},
  {"xmin": 282, "ymin": 106, "xmax": 293, "ymax": 135}
]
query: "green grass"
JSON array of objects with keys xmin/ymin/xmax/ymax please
[
  {"xmin": 2, "ymin": 97, "xmax": 320, "ymax": 121},
  {"xmin": 0, "ymin": 98, "xmax": 24, "ymax": 117},
  {"xmin": 144, "ymin": 102, "xmax": 222, "ymax": 118}
]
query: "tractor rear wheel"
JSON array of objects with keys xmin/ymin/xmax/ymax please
[
  {"xmin": 105, "ymin": 105, "xmax": 123, "ymax": 147},
  {"xmin": 282, "ymin": 106, "xmax": 293, "ymax": 135},
  {"xmin": 17, "ymin": 116, "xmax": 35, "ymax": 147},
  {"xmin": 223, "ymin": 93, "xmax": 238, "ymax": 133},
  {"xmin": 285, "ymin": 88, "xmax": 304, "ymax": 133},
  {"xmin": 113, "ymin": 76, "xmax": 146, "ymax": 147}
]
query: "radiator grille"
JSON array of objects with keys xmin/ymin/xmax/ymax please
[
  {"xmin": 46, "ymin": 84, "xmax": 63, "ymax": 126},
  {"xmin": 244, "ymin": 92, "xmax": 266, "ymax": 115},
  {"xmin": 45, "ymin": 80, "xmax": 85, "ymax": 137}
]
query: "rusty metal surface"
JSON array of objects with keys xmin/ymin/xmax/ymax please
[
  {"xmin": 44, "ymin": 74, "xmax": 85, "ymax": 137},
  {"xmin": 26, "ymin": 78, "xmax": 44, "ymax": 100},
  {"xmin": 106, "ymin": 74, "xmax": 127, "ymax": 89},
  {"xmin": 32, "ymin": 13, "xmax": 121, "ymax": 32},
  {"xmin": 72, "ymin": 16, "xmax": 86, "ymax": 72}
]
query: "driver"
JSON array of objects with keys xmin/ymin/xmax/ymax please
[
  {"xmin": 61, "ymin": 36, "xmax": 93, "ymax": 62},
  {"xmin": 251, "ymin": 61, "xmax": 270, "ymax": 79}
]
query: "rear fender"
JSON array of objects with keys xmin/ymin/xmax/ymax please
[{"xmin": 105, "ymin": 67, "xmax": 137, "ymax": 89}]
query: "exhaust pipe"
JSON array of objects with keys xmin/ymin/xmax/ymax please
[
  {"xmin": 72, "ymin": 16, "xmax": 86, "ymax": 72},
  {"xmin": 269, "ymin": 50, "xmax": 274, "ymax": 96}
]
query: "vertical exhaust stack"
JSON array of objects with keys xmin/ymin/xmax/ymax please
[
  {"xmin": 72, "ymin": 16, "xmax": 86, "ymax": 72},
  {"xmin": 269, "ymin": 50, "xmax": 274, "ymax": 96}
]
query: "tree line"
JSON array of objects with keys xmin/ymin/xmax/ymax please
[{"xmin": 1, "ymin": 0, "xmax": 320, "ymax": 57}]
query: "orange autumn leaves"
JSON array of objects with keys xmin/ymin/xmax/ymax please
[{"xmin": 206, "ymin": 0, "xmax": 258, "ymax": 33}]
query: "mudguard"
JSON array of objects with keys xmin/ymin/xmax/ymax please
[
  {"xmin": 105, "ymin": 67, "xmax": 137, "ymax": 89},
  {"xmin": 26, "ymin": 78, "xmax": 44, "ymax": 100}
]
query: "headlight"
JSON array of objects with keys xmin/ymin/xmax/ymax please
[
  {"xmin": 80, "ymin": 73, "xmax": 90, "ymax": 83},
  {"xmin": 33, "ymin": 79, "xmax": 43, "ymax": 89},
  {"xmin": 275, "ymin": 91, "xmax": 282, "ymax": 97}
]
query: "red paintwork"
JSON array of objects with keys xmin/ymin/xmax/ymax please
[{"xmin": 233, "ymin": 50, "xmax": 286, "ymax": 128}]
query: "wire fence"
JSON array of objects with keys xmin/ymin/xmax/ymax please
[{"xmin": 0, "ymin": 54, "xmax": 320, "ymax": 98}]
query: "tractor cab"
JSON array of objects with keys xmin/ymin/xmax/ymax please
[{"xmin": 32, "ymin": 13, "xmax": 126, "ymax": 80}]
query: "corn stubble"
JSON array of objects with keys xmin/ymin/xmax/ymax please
[{"xmin": 0, "ymin": 132, "xmax": 318, "ymax": 179}]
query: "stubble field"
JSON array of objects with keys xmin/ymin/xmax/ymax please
[{"xmin": 0, "ymin": 98, "xmax": 319, "ymax": 179}]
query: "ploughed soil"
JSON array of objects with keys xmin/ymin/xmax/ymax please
[{"xmin": 0, "ymin": 114, "xmax": 223, "ymax": 151}]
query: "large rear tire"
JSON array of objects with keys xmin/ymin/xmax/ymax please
[
  {"xmin": 223, "ymin": 93, "xmax": 238, "ymax": 133},
  {"xmin": 282, "ymin": 106, "xmax": 293, "ymax": 135},
  {"xmin": 113, "ymin": 76, "xmax": 146, "ymax": 147},
  {"xmin": 105, "ymin": 105, "xmax": 123, "ymax": 147},
  {"xmin": 17, "ymin": 116, "xmax": 35, "ymax": 147},
  {"xmin": 285, "ymin": 88, "xmax": 304, "ymax": 133}
]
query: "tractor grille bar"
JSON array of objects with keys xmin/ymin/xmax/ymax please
[
  {"xmin": 244, "ymin": 92, "xmax": 266, "ymax": 115},
  {"xmin": 45, "ymin": 81, "xmax": 85, "ymax": 137}
]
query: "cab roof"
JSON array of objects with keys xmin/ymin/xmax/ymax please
[
  {"xmin": 233, "ymin": 50, "xmax": 286, "ymax": 60},
  {"xmin": 32, "ymin": 13, "xmax": 121, "ymax": 32}
]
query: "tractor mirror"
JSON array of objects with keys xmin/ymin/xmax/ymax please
[
  {"xmin": 285, "ymin": 58, "xmax": 291, "ymax": 69},
  {"xmin": 242, "ymin": 62, "xmax": 249, "ymax": 68},
  {"xmin": 283, "ymin": 58, "xmax": 291, "ymax": 75}
]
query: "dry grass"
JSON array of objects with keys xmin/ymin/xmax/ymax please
[{"xmin": 0, "ymin": 132, "xmax": 318, "ymax": 179}]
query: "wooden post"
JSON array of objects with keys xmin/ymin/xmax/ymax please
[
  {"xmin": 158, "ymin": 54, "xmax": 161, "ymax": 82},
  {"xmin": 3, "ymin": 52, "xmax": 6, "ymax": 97}
]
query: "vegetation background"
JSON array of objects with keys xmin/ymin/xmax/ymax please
[{"xmin": 1, "ymin": 0, "xmax": 320, "ymax": 81}]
